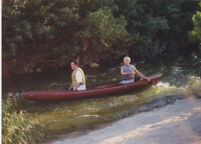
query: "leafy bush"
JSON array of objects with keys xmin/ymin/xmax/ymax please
[
  {"xmin": 2, "ymin": 98, "xmax": 43, "ymax": 144},
  {"xmin": 2, "ymin": 0, "xmax": 129, "ymax": 72},
  {"xmin": 115, "ymin": 0, "xmax": 199, "ymax": 58},
  {"xmin": 2, "ymin": 0, "xmax": 201, "ymax": 74},
  {"xmin": 190, "ymin": 2, "xmax": 201, "ymax": 53},
  {"xmin": 77, "ymin": 8, "xmax": 129, "ymax": 63}
]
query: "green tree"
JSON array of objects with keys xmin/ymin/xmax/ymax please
[
  {"xmin": 190, "ymin": 2, "xmax": 201, "ymax": 53},
  {"xmin": 115, "ymin": 0, "xmax": 199, "ymax": 59},
  {"xmin": 76, "ymin": 8, "xmax": 129, "ymax": 64},
  {"xmin": 3, "ymin": 0, "xmax": 200, "ymax": 74},
  {"xmin": 3, "ymin": 0, "xmax": 81, "ymax": 73},
  {"xmin": 2, "ymin": 0, "xmax": 129, "ymax": 73}
]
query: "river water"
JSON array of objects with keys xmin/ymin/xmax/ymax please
[{"xmin": 10, "ymin": 56, "xmax": 201, "ymax": 142}]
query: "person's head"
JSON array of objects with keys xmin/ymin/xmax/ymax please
[
  {"xmin": 123, "ymin": 56, "xmax": 131, "ymax": 66},
  {"xmin": 71, "ymin": 60, "xmax": 79, "ymax": 70}
]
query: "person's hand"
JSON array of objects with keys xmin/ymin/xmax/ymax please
[
  {"xmin": 145, "ymin": 77, "xmax": 150, "ymax": 81},
  {"xmin": 131, "ymin": 71, "xmax": 136, "ymax": 75}
]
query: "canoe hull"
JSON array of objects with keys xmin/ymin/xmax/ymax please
[{"xmin": 22, "ymin": 74, "xmax": 163, "ymax": 101}]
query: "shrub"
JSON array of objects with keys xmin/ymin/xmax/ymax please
[{"xmin": 2, "ymin": 98, "xmax": 43, "ymax": 144}]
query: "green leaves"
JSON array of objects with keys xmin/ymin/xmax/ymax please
[
  {"xmin": 2, "ymin": 0, "xmax": 201, "ymax": 73},
  {"xmin": 78, "ymin": 8, "xmax": 129, "ymax": 61},
  {"xmin": 147, "ymin": 17, "xmax": 169, "ymax": 33},
  {"xmin": 190, "ymin": 3, "xmax": 201, "ymax": 52},
  {"xmin": 192, "ymin": 11, "xmax": 201, "ymax": 42},
  {"xmin": 115, "ymin": 0, "xmax": 200, "ymax": 58},
  {"xmin": 2, "ymin": 98, "xmax": 43, "ymax": 144}
]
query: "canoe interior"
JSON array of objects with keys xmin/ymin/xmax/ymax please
[{"xmin": 87, "ymin": 77, "xmax": 141, "ymax": 90}]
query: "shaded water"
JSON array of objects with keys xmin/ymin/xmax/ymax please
[{"xmin": 9, "ymin": 57, "xmax": 201, "ymax": 141}]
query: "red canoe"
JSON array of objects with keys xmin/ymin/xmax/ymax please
[{"xmin": 22, "ymin": 73, "xmax": 163, "ymax": 101}]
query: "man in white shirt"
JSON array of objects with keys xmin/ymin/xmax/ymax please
[{"xmin": 68, "ymin": 60, "xmax": 86, "ymax": 91}]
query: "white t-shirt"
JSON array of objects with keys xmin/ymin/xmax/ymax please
[{"xmin": 74, "ymin": 70, "xmax": 86, "ymax": 90}]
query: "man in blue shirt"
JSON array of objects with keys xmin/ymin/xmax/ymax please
[{"xmin": 119, "ymin": 56, "xmax": 150, "ymax": 84}]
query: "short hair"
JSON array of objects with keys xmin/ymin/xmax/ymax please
[
  {"xmin": 71, "ymin": 59, "xmax": 79, "ymax": 65},
  {"xmin": 124, "ymin": 56, "xmax": 131, "ymax": 63}
]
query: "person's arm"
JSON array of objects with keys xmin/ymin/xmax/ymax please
[
  {"xmin": 68, "ymin": 84, "xmax": 73, "ymax": 90},
  {"xmin": 120, "ymin": 66, "xmax": 135, "ymax": 75},
  {"xmin": 74, "ymin": 83, "xmax": 81, "ymax": 91},
  {"xmin": 74, "ymin": 71, "xmax": 82, "ymax": 91},
  {"xmin": 134, "ymin": 67, "xmax": 150, "ymax": 81}
]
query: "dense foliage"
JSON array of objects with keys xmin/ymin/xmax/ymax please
[
  {"xmin": 115, "ymin": 0, "xmax": 200, "ymax": 58},
  {"xmin": 190, "ymin": 2, "xmax": 201, "ymax": 54},
  {"xmin": 2, "ymin": 0, "xmax": 201, "ymax": 72},
  {"xmin": 2, "ymin": 97, "xmax": 43, "ymax": 144},
  {"xmin": 2, "ymin": 0, "xmax": 129, "ymax": 73}
]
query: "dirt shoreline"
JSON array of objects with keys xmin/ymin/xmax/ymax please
[{"xmin": 46, "ymin": 97, "xmax": 201, "ymax": 144}]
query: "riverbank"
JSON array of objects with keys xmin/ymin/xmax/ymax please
[
  {"xmin": 46, "ymin": 96, "xmax": 201, "ymax": 144},
  {"xmin": 4, "ymin": 57, "xmax": 200, "ymax": 144}
]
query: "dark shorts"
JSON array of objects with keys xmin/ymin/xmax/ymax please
[{"xmin": 69, "ymin": 87, "xmax": 74, "ymax": 91}]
